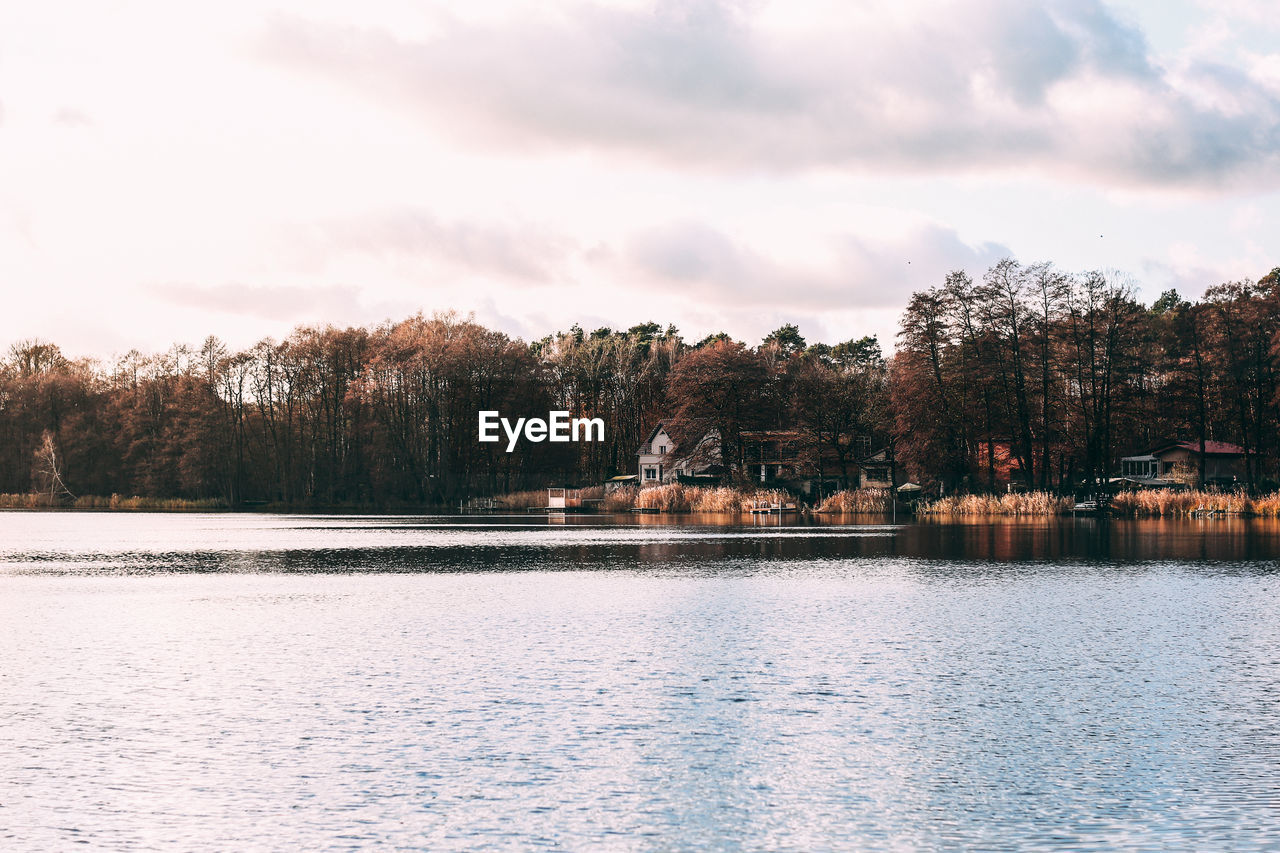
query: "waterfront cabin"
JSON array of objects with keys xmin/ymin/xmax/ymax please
[
  {"xmin": 857, "ymin": 448, "xmax": 895, "ymax": 489},
  {"xmin": 1119, "ymin": 440, "xmax": 1245, "ymax": 488},
  {"xmin": 742, "ymin": 429, "xmax": 806, "ymax": 484},
  {"xmin": 637, "ymin": 420, "xmax": 723, "ymax": 485}
]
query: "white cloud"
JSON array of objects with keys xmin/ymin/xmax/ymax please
[
  {"xmin": 627, "ymin": 220, "xmax": 1011, "ymax": 310},
  {"xmin": 278, "ymin": 210, "xmax": 575, "ymax": 282},
  {"xmin": 256, "ymin": 0, "xmax": 1280, "ymax": 188},
  {"xmin": 146, "ymin": 281, "xmax": 370, "ymax": 323},
  {"xmin": 0, "ymin": 0, "xmax": 1276, "ymax": 358}
]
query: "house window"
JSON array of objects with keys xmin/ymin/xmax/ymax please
[
  {"xmin": 645, "ymin": 468, "xmax": 657, "ymax": 480},
  {"xmin": 658, "ymin": 445, "xmax": 666, "ymax": 454}
]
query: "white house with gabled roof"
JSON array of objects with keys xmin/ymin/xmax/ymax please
[{"xmin": 637, "ymin": 420, "xmax": 723, "ymax": 485}]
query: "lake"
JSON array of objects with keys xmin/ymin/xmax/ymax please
[{"xmin": 3, "ymin": 511, "xmax": 1280, "ymax": 850}]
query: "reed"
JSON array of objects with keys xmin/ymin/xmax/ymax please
[
  {"xmin": 1109, "ymin": 489, "xmax": 1276, "ymax": 517},
  {"xmin": 634, "ymin": 483, "xmax": 692, "ymax": 512},
  {"xmin": 1110, "ymin": 490, "xmax": 1192, "ymax": 517},
  {"xmin": 918, "ymin": 491, "xmax": 1073, "ymax": 516},
  {"xmin": 742, "ymin": 488, "xmax": 793, "ymax": 511},
  {"xmin": 0, "ymin": 492, "xmax": 60, "ymax": 508},
  {"xmin": 815, "ymin": 488, "xmax": 892, "ymax": 514},
  {"xmin": 916, "ymin": 488, "xmax": 1280, "ymax": 517},
  {"xmin": 0, "ymin": 493, "xmax": 226, "ymax": 510},
  {"xmin": 602, "ymin": 484, "xmax": 800, "ymax": 513},
  {"xmin": 1251, "ymin": 493, "xmax": 1280, "ymax": 517},
  {"xmin": 603, "ymin": 486, "xmax": 639, "ymax": 512},
  {"xmin": 494, "ymin": 490, "xmax": 547, "ymax": 510},
  {"xmin": 689, "ymin": 486, "xmax": 743, "ymax": 513},
  {"xmin": 491, "ymin": 486, "xmax": 606, "ymax": 510}
]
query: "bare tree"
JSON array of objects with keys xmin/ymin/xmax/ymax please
[{"xmin": 32, "ymin": 430, "xmax": 75, "ymax": 503}]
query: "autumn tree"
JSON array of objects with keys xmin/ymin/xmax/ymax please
[
  {"xmin": 666, "ymin": 339, "xmax": 776, "ymax": 481},
  {"xmin": 791, "ymin": 337, "xmax": 887, "ymax": 488},
  {"xmin": 892, "ymin": 288, "xmax": 967, "ymax": 491}
]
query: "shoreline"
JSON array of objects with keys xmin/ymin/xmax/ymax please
[{"xmin": 8, "ymin": 486, "xmax": 1280, "ymax": 519}]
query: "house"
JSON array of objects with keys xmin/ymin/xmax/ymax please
[
  {"xmin": 1119, "ymin": 440, "xmax": 1246, "ymax": 488},
  {"xmin": 741, "ymin": 430, "xmax": 808, "ymax": 484},
  {"xmin": 742, "ymin": 430, "xmax": 895, "ymax": 495},
  {"xmin": 638, "ymin": 419, "xmax": 889, "ymax": 497},
  {"xmin": 857, "ymin": 448, "xmax": 895, "ymax": 489},
  {"xmin": 636, "ymin": 420, "xmax": 724, "ymax": 485}
]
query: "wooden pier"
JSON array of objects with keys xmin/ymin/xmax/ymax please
[{"xmin": 748, "ymin": 499, "xmax": 799, "ymax": 514}]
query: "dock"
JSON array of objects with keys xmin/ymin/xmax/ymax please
[
  {"xmin": 748, "ymin": 499, "xmax": 799, "ymax": 514},
  {"xmin": 535, "ymin": 488, "xmax": 601, "ymax": 513}
]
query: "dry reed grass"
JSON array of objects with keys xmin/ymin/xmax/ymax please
[
  {"xmin": 494, "ymin": 485, "xmax": 606, "ymax": 510},
  {"xmin": 815, "ymin": 488, "xmax": 892, "ymax": 514},
  {"xmin": 603, "ymin": 486, "xmax": 639, "ymax": 512},
  {"xmin": 634, "ymin": 483, "xmax": 692, "ymax": 512},
  {"xmin": 918, "ymin": 491, "xmax": 1073, "ymax": 516},
  {"xmin": 690, "ymin": 486, "xmax": 745, "ymax": 512},
  {"xmin": 494, "ymin": 490, "xmax": 548, "ymax": 510},
  {"xmin": 0, "ymin": 493, "xmax": 59, "ymax": 508},
  {"xmin": 0, "ymin": 493, "xmax": 226, "ymax": 510},
  {"xmin": 600, "ymin": 484, "xmax": 799, "ymax": 513},
  {"xmin": 919, "ymin": 488, "xmax": 1280, "ymax": 517},
  {"xmin": 741, "ymin": 488, "xmax": 793, "ymax": 511},
  {"xmin": 1252, "ymin": 493, "xmax": 1280, "ymax": 517},
  {"xmin": 1109, "ymin": 489, "xmax": 1278, "ymax": 517}
]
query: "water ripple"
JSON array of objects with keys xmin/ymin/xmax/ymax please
[{"xmin": 3, "ymin": 513, "xmax": 1280, "ymax": 849}]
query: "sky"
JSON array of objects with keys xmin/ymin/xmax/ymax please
[{"xmin": 1, "ymin": 0, "xmax": 1278, "ymax": 359}]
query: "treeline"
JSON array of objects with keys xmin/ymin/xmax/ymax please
[
  {"xmin": 0, "ymin": 313, "xmax": 886, "ymax": 506},
  {"xmin": 895, "ymin": 262, "xmax": 1280, "ymax": 493},
  {"xmin": 1, "ymin": 262, "xmax": 1277, "ymax": 506},
  {"xmin": 2, "ymin": 315, "xmax": 576, "ymax": 506}
]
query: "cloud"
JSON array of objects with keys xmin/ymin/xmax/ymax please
[
  {"xmin": 147, "ymin": 281, "xmax": 371, "ymax": 323},
  {"xmin": 279, "ymin": 210, "xmax": 573, "ymax": 282},
  {"xmin": 1193, "ymin": 0, "xmax": 1280, "ymax": 31},
  {"xmin": 256, "ymin": 209, "xmax": 1013, "ymax": 345},
  {"xmin": 628, "ymin": 220, "xmax": 1012, "ymax": 309},
  {"xmin": 52, "ymin": 107, "xmax": 93, "ymax": 127},
  {"xmin": 254, "ymin": 0, "xmax": 1280, "ymax": 188},
  {"xmin": 1138, "ymin": 254, "xmax": 1268, "ymax": 302}
]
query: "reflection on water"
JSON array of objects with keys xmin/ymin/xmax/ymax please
[
  {"xmin": 3, "ymin": 511, "xmax": 1280, "ymax": 850},
  {"xmin": 4, "ymin": 511, "xmax": 1280, "ymax": 574}
]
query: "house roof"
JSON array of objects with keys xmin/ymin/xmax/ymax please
[
  {"xmin": 1149, "ymin": 440, "xmax": 1245, "ymax": 457},
  {"xmin": 637, "ymin": 418, "xmax": 716, "ymax": 457}
]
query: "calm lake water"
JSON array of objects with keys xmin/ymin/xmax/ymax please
[{"xmin": 3, "ymin": 511, "xmax": 1280, "ymax": 850}]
